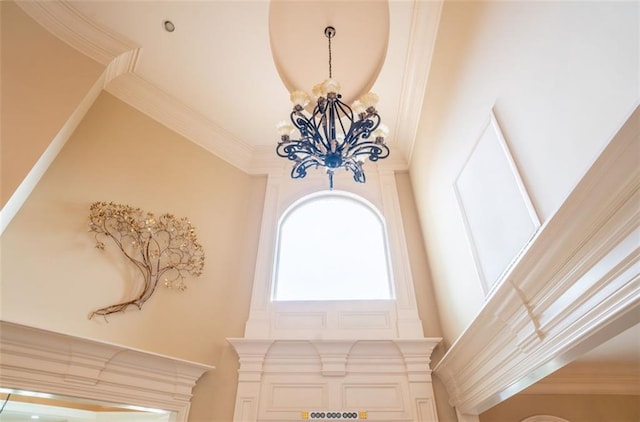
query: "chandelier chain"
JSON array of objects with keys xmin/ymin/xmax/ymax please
[{"xmin": 328, "ymin": 31, "xmax": 332, "ymax": 78}]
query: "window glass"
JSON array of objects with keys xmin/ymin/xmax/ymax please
[{"xmin": 273, "ymin": 192, "xmax": 392, "ymax": 301}]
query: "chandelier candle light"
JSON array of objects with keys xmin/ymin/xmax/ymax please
[{"xmin": 276, "ymin": 26, "xmax": 390, "ymax": 189}]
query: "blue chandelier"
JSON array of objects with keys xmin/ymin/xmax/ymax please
[{"xmin": 276, "ymin": 26, "xmax": 390, "ymax": 189}]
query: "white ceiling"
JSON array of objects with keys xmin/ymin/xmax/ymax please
[
  {"xmin": 71, "ymin": 0, "xmax": 284, "ymax": 148},
  {"xmin": 578, "ymin": 323, "xmax": 640, "ymax": 364},
  {"xmin": 28, "ymin": 0, "xmax": 439, "ymax": 174}
]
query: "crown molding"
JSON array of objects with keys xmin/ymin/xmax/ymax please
[
  {"xmin": 0, "ymin": 321, "xmax": 213, "ymax": 421},
  {"xmin": 248, "ymin": 145, "xmax": 288, "ymax": 176},
  {"xmin": 15, "ymin": 0, "xmax": 139, "ymax": 84},
  {"xmin": 106, "ymin": 73, "xmax": 254, "ymax": 173},
  {"xmin": 16, "ymin": 0, "xmax": 427, "ymax": 178},
  {"xmin": 393, "ymin": 0, "xmax": 443, "ymax": 164},
  {"xmin": 434, "ymin": 104, "xmax": 640, "ymax": 414}
]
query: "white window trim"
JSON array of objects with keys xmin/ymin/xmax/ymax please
[
  {"xmin": 521, "ymin": 417, "xmax": 570, "ymax": 422},
  {"xmin": 242, "ymin": 165, "xmax": 424, "ymax": 340},
  {"xmin": 271, "ymin": 190, "xmax": 395, "ymax": 302}
]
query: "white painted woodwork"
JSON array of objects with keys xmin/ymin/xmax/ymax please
[
  {"xmin": 228, "ymin": 339, "xmax": 441, "ymax": 422},
  {"xmin": 455, "ymin": 411, "xmax": 480, "ymax": 422},
  {"xmin": 521, "ymin": 417, "xmax": 570, "ymax": 422},
  {"xmin": 0, "ymin": 321, "xmax": 213, "ymax": 422},
  {"xmin": 243, "ymin": 168, "xmax": 426, "ymax": 341},
  {"xmin": 0, "ymin": 73, "xmax": 105, "ymax": 235},
  {"xmin": 232, "ymin": 168, "xmax": 440, "ymax": 421},
  {"xmin": 435, "ymin": 105, "xmax": 640, "ymax": 415},
  {"xmin": 1, "ymin": 2, "xmax": 141, "ymax": 235},
  {"xmin": 454, "ymin": 111, "xmax": 540, "ymax": 294},
  {"xmin": 15, "ymin": 1, "xmax": 139, "ymax": 81},
  {"xmin": 14, "ymin": 0, "xmax": 443, "ymax": 175}
]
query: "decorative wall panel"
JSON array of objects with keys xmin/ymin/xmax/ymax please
[{"xmin": 229, "ymin": 339, "xmax": 440, "ymax": 422}]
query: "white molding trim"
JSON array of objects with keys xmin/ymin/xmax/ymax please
[
  {"xmin": 228, "ymin": 338, "xmax": 441, "ymax": 422},
  {"xmin": 0, "ymin": 321, "xmax": 213, "ymax": 422},
  {"xmin": 15, "ymin": 0, "xmax": 433, "ymax": 177},
  {"xmin": 242, "ymin": 170, "xmax": 425, "ymax": 340},
  {"xmin": 434, "ymin": 104, "xmax": 640, "ymax": 414},
  {"xmin": 521, "ymin": 417, "xmax": 570, "ymax": 422},
  {"xmin": 394, "ymin": 0, "xmax": 443, "ymax": 164},
  {"xmin": 105, "ymin": 73, "xmax": 254, "ymax": 173},
  {"xmin": 3, "ymin": 2, "xmax": 140, "ymax": 234},
  {"xmin": 0, "ymin": 71, "xmax": 106, "ymax": 236},
  {"xmin": 454, "ymin": 110, "xmax": 540, "ymax": 294},
  {"xmin": 15, "ymin": 0, "xmax": 139, "ymax": 84},
  {"xmin": 456, "ymin": 410, "xmax": 480, "ymax": 422}
]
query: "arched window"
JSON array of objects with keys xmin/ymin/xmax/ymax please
[
  {"xmin": 521, "ymin": 417, "xmax": 570, "ymax": 422},
  {"xmin": 272, "ymin": 191, "xmax": 393, "ymax": 301}
]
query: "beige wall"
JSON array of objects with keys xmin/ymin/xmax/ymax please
[
  {"xmin": 480, "ymin": 394, "xmax": 640, "ymax": 422},
  {"xmin": 1, "ymin": 1, "xmax": 104, "ymax": 208},
  {"xmin": 411, "ymin": 1, "xmax": 640, "ymax": 346},
  {"xmin": 395, "ymin": 171, "xmax": 457, "ymax": 422},
  {"xmin": 0, "ymin": 92, "xmax": 266, "ymax": 421}
]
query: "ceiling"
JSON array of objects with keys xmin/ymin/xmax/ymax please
[
  {"xmin": 11, "ymin": 0, "xmax": 639, "ymax": 405},
  {"xmin": 18, "ymin": 0, "xmax": 440, "ymax": 174},
  {"xmin": 578, "ymin": 323, "xmax": 640, "ymax": 364}
]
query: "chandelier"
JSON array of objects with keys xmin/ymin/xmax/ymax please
[{"xmin": 276, "ymin": 26, "xmax": 390, "ymax": 189}]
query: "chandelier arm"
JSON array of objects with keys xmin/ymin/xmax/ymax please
[
  {"xmin": 347, "ymin": 142, "xmax": 390, "ymax": 161},
  {"xmin": 344, "ymin": 119, "xmax": 377, "ymax": 148},
  {"xmin": 278, "ymin": 141, "xmax": 322, "ymax": 162},
  {"xmin": 277, "ymin": 141, "xmax": 307, "ymax": 160},
  {"xmin": 344, "ymin": 160, "xmax": 366, "ymax": 183},
  {"xmin": 333, "ymin": 102, "xmax": 353, "ymax": 148},
  {"xmin": 334, "ymin": 98, "xmax": 355, "ymax": 126},
  {"xmin": 328, "ymin": 101, "xmax": 338, "ymax": 149},
  {"xmin": 288, "ymin": 112, "xmax": 331, "ymax": 157},
  {"xmin": 320, "ymin": 112, "xmax": 332, "ymax": 151},
  {"xmin": 291, "ymin": 111, "xmax": 313, "ymax": 138},
  {"xmin": 291, "ymin": 155, "xmax": 321, "ymax": 179},
  {"xmin": 310, "ymin": 105, "xmax": 333, "ymax": 152}
]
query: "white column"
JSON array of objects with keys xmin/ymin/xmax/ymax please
[
  {"xmin": 228, "ymin": 339, "xmax": 273, "ymax": 422},
  {"xmin": 396, "ymin": 339, "xmax": 441, "ymax": 422}
]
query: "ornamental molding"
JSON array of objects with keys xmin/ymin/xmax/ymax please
[
  {"xmin": 15, "ymin": 0, "xmax": 139, "ymax": 85},
  {"xmin": 521, "ymin": 417, "xmax": 570, "ymax": 422},
  {"xmin": 104, "ymin": 73, "xmax": 255, "ymax": 173},
  {"xmin": 434, "ymin": 104, "xmax": 640, "ymax": 415},
  {"xmin": 228, "ymin": 338, "xmax": 441, "ymax": 377},
  {"xmin": 242, "ymin": 170, "xmax": 425, "ymax": 341},
  {"xmin": 393, "ymin": 0, "xmax": 443, "ymax": 163},
  {"xmin": 0, "ymin": 321, "xmax": 213, "ymax": 421},
  {"xmin": 228, "ymin": 338, "xmax": 441, "ymax": 422},
  {"xmin": 17, "ymin": 0, "xmax": 434, "ymax": 177}
]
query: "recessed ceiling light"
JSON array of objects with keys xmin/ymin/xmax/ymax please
[{"xmin": 162, "ymin": 20, "xmax": 175, "ymax": 33}]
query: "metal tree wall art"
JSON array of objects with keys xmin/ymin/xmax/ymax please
[{"xmin": 87, "ymin": 201, "xmax": 205, "ymax": 320}]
